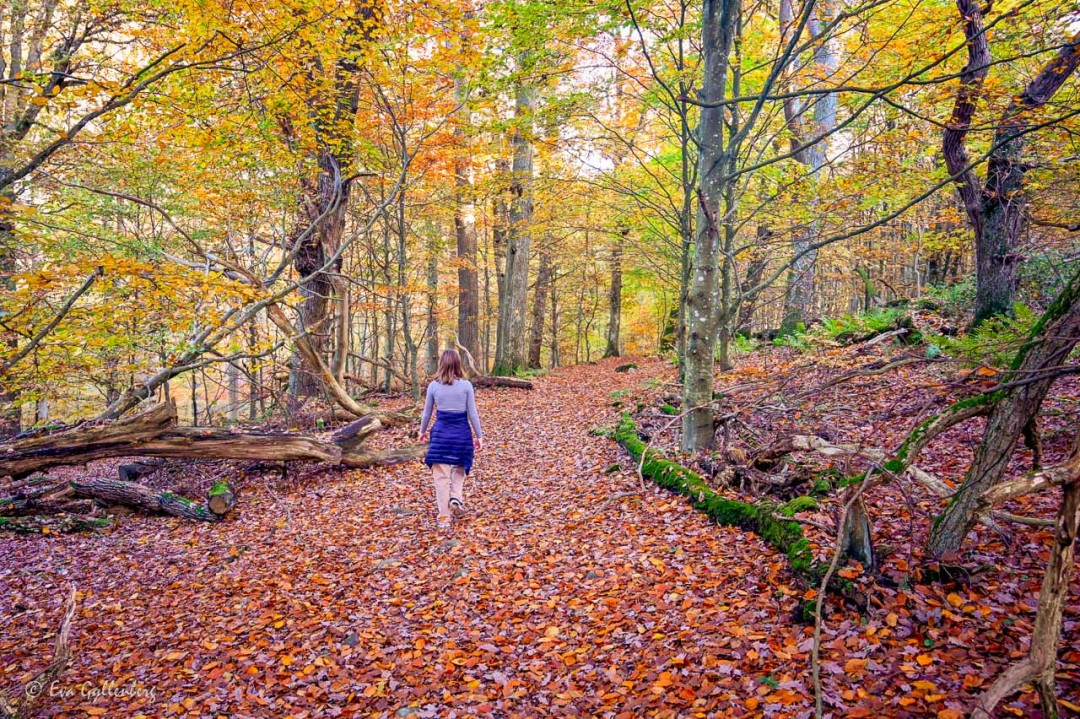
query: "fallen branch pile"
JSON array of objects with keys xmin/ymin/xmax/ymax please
[{"xmin": 0, "ymin": 400, "xmax": 422, "ymax": 531}]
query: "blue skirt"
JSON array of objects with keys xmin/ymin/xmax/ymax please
[{"xmin": 424, "ymin": 410, "xmax": 475, "ymax": 474}]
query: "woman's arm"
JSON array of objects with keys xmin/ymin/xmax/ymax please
[
  {"xmin": 466, "ymin": 382, "xmax": 483, "ymax": 439},
  {"xmin": 419, "ymin": 382, "xmax": 435, "ymax": 436}
]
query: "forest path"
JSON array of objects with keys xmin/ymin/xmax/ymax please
[{"xmin": 1, "ymin": 358, "xmax": 807, "ymax": 718}]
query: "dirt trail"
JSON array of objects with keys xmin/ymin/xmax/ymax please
[{"xmin": 1, "ymin": 357, "xmax": 805, "ymax": 718}]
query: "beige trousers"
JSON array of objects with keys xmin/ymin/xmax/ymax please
[{"xmin": 431, "ymin": 463, "xmax": 466, "ymax": 519}]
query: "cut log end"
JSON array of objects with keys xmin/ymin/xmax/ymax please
[{"xmin": 207, "ymin": 481, "xmax": 237, "ymax": 516}]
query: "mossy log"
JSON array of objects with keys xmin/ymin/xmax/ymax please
[
  {"xmin": 614, "ymin": 414, "xmax": 822, "ymax": 584},
  {"xmin": 71, "ymin": 476, "xmax": 222, "ymax": 521}
]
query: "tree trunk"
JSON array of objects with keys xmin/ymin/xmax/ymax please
[
  {"xmin": 290, "ymin": 151, "xmax": 350, "ymax": 400},
  {"xmin": 529, "ymin": 249, "xmax": 552, "ymax": 369},
  {"xmin": 0, "ymin": 196, "xmax": 21, "ymax": 438},
  {"xmin": 492, "ymin": 158, "xmax": 510, "ymax": 371},
  {"xmin": 779, "ymin": 0, "xmax": 837, "ymax": 335},
  {"xmin": 495, "ymin": 72, "xmax": 534, "ymax": 376},
  {"xmin": 942, "ymin": 3, "xmax": 1080, "ymax": 326},
  {"xmin": 454, "ymin": 73, "xmax": 481, "ymax": 363},
  {"xmin": 682, "ymin": 0, "xmax": 738, "ymax": 452},
  {"xmin": 929, "ymin": 269, "xmax": 1080, "ymax": 557},
  {"xmin": 425, "ymin": 231, "xmax": 440, "ymax": 376},
  {"xmin": 736, "ymin": 238, "xmax": 768, "ymax": 336},
  {"xmin": 604, "ymin": 228, "xmax": 626, "ymax": 358}
]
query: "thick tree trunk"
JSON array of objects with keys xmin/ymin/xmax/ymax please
[
  {"xmin": 529, "ymin": 250, "xmax": 552, "ymax": 368},
  {"xmin": 682, "ymin": 0, "xmax": 738, "ymax": 451},
  {"xmin": 604, "ymin": 228, "xmax": 626, "ymax": 358},
  {"xmin": 290, "ymin": 152, "xmax": 350, "ymax": 400},
  {"xmin": 943, "ymin": 3, "xmax": 1080, "ymax": 326},
  {"xmin": 454, "ymin": 74, "xmax": 481, "ymax": 364},
  {"xmin": 929, "ymin": 270, "xmax": 1080, "ymax": 557},
  {"xmin": 495, "ymin": 73, "xmax": 534, "ymax": 376}
]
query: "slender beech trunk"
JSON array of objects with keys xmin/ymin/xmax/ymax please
[
  {"xmin": 682, "ymin": 0, "xmax": 738, "ymax": 451},
  {"xmin": 492, "ymin": 158, "xmax": 510, "ymax": 369},
  {"xmin": 603, "ymin": 228, "xmax": 625, "ymax": 358},
  {"xmin": 425, "ymin": 229, "xmax": 440, "ymax": 375}
]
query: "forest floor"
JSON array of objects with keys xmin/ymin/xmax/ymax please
[{"xmin": 1, "ymin": 351, "xmax": 1078, "ymax": 718}]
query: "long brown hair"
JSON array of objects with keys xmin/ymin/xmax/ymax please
[{"xmin": 435, "ymin": 349, "xmax": 465, "ymax": 384}]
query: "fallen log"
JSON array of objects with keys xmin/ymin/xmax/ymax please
[
  {"xmin": 71, "ymin": 476, "xmax": 237, "ymax": 522},
  {"xmin": 341, "ymin": 445, "xmax": 424, "ymax": 468},
  {"xmin": 1, "ymin": 402, "xmax": 176, "ymax": 479},
  {"xmin": 471, "ymin": 376, "xmax": 534, "ymax": 390}
]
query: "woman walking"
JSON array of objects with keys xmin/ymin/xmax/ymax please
[{"xmin": 418, "ymin": 349, "xmax": 483, "ymax": 528}]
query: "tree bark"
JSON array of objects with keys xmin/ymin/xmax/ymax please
[
  {"xmin": 454, "ymin": 71, "xmax": 481, "ymax": 364},
  {"xmin": 529, "ymin": 249, "xmax": 552, "ymax": 368},
  {"xmin": 943, "ymin": 3, "xmax": 1080, "ymax": 326},
  {"xmin": 682, "ymin": 0, "xmax": 738, "ymax": 451},
  {"xmin": 495, "ymin": 70, "xmax": 534, "ymax": 375},
  {"xmin": 603, "ymin": 228, "xmax": 626, "ymax": 358}
]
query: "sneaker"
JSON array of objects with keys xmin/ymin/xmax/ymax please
[
  {"xmin": 437, "ymin": 516, "xmax": 452, "ymax": 529},
  {"xmin": 449, "ymin": 498, "xmax": 466, "ymax": 518}
]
